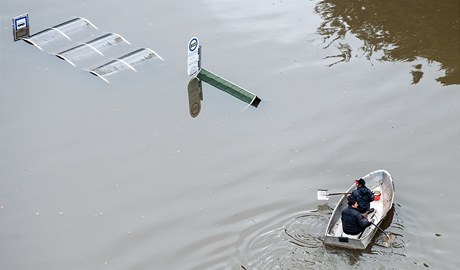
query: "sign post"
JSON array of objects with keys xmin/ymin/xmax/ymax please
[
  {"xmin": 187, "ymin": 37, "xmax": 201, "ymax": 76},
  {"xmin": 12, "ymin": 14, "xmax": 30, "ymax": 41},
  {"xmin": 186, "ymin": 36, "xmax": 260, "ymax": 117},
  {"xmin": 197, "ymin": 68, "xmax": 261, "ymax": 108},
  {"xmin": 187, "ymin": 36, "xmax": 202, "ymax": 117}
]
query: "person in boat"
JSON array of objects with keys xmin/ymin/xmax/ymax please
[
  {"xmin": 348, "ymin": 178, "xmax": 375, "ymax": 214},
  {"xmin": 342, "ymin": 199, "xmax": 372, "ymax": 235}
]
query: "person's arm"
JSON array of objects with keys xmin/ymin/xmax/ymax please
[
  {"xmin": 368, "ymin": 189, "xmax": 375, "ymax": 201},
  {"xmin": 357, "ymin": 215, "xmax": 372, "ymax": 229},
  {"xmin": 348, "ymin": 190, "xmax": 356, "ymax": 201}
]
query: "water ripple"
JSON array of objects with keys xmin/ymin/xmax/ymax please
[
  {"xmin": 239, "ymin": 204, "xmax": 407, "ymax": 270},
  {"xmin": 241, "ymin": 209, "xmax": 331, "ymax": 269}
]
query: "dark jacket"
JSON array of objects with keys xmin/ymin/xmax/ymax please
[
  {"xmin": 341, "ymin": 206, "xmax": 372, "ymax": 235},
  {"xmin": 349, "ymin": 186, "xmax": 374, "ymax": 213}
]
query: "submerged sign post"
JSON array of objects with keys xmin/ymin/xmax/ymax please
[
  {"xmin": 12, "ymin": 14, "xmax": 30, "ymax": 41},
  {"xmin": 187, "ymin": 37, "xmax": 202, "ymax": 117},
  {"xmin": 187, "ymin": 37, "xmax": 201, "ymax": 76},
  {"xmin": 186, "ymin": 36, "xmax": 261, "ymax": 117}
]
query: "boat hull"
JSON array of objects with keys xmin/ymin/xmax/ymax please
[{"xmin": 323, "ymin": 170, "xmax": 395, "ymax": 250}]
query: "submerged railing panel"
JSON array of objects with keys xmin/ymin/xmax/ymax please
[
  {"xmin": 90, "ymin": 48, "xmax": 163, "ymax": 80},
  {"xmin": 55, "ymin": 33, "xmax": 131, "ymax": 67},
  {"xmin": 23, "ymin": 17, "xmax": 98, "ymax": 52},
  {"xmin": 21, "ymin": 17, "xmax": 163, "ymax": 82}
]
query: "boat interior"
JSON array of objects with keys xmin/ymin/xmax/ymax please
[{"xmin": 326, "ymin": 172, "xmax": 393, "ymax": 240}]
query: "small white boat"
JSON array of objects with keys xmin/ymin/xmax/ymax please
[{"xmin": 323, "ymin": 170, "xmax": 395, "ymax": 249}]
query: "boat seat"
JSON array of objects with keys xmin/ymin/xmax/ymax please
[
  {"xmin": 367, "ymin": 211, "xmax": 376, "ymax": 220},
  {"xmin": 341, "ymin": 232, "xmax": 360, "ymax": 239}
]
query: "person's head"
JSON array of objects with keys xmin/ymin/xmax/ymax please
[
  {"xmin": 355, "ymin": 178, "xmax": 366, "ymax": 187},
  {"xmin": 348, "ymin": 199, "xmax": 358, "ymax": 208}
]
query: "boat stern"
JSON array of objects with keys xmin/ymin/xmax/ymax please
[{"xmin": 324, "ymin": 235, "xmax": 367, "ymax": 250}]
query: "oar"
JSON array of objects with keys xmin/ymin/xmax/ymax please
[
  {"xmin": 370, "ymin": 221, "xmax": 391, "ymax": 240},
  {"xmin": 317, "ymin": 189, "xmax": 351, "ymax": 200}
]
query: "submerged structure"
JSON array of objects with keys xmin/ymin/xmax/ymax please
[
  {"xmin": 13, "ymin": 15, "xmax": 261, "ymax": 114},
  {"xmin": 186, "ymin": 37, "xmax": 261, "ymax": 117},
  {"xmin": 16, "ymin": 16, "xmax": 163, "ymax": 83}
]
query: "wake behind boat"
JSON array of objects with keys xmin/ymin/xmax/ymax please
[{"xmin": 323, "ymin": 170, "xmax": 395, "ymax": 249}]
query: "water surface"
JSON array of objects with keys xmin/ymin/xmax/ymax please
[{"xmin": 1, "ymin": 0, "xmax": 459, "ymax": 269}]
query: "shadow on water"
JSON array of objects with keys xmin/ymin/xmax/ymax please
[{"xmin": 314, "ymin": 0, "xmax": 460, "ymax": 85}]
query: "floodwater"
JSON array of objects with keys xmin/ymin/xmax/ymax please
[{"xmin": 1, "ymin": 0, "xmax": 459, "ymax": 269}]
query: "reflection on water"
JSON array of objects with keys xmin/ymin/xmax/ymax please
[{"xmin": 315, "ymin": 0, "xmax": 460, "ymax": 85}]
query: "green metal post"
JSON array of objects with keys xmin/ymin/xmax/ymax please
[{"xmin": 197, "ymin": 68, "xmax": 261, "ymax": 107}]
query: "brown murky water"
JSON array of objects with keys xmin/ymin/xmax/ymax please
[{"xmin": 1, "ymin": 0, "xmax": 459, "ymax": 269}]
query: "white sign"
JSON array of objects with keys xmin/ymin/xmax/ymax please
[
  {"xmin": 13, "ymin": 14, "xmax": 28, "ymax": 30},
  {"xmin": 12, "ymin": 14, "xmax": 30, "ymax": 41},
  {"xmin": 15, "ymin": 17, "xmax": 27, "ymax": 30},
  {"xmin": 187, "ymin": 37, "xmax": 200, "ymax": 76}
]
